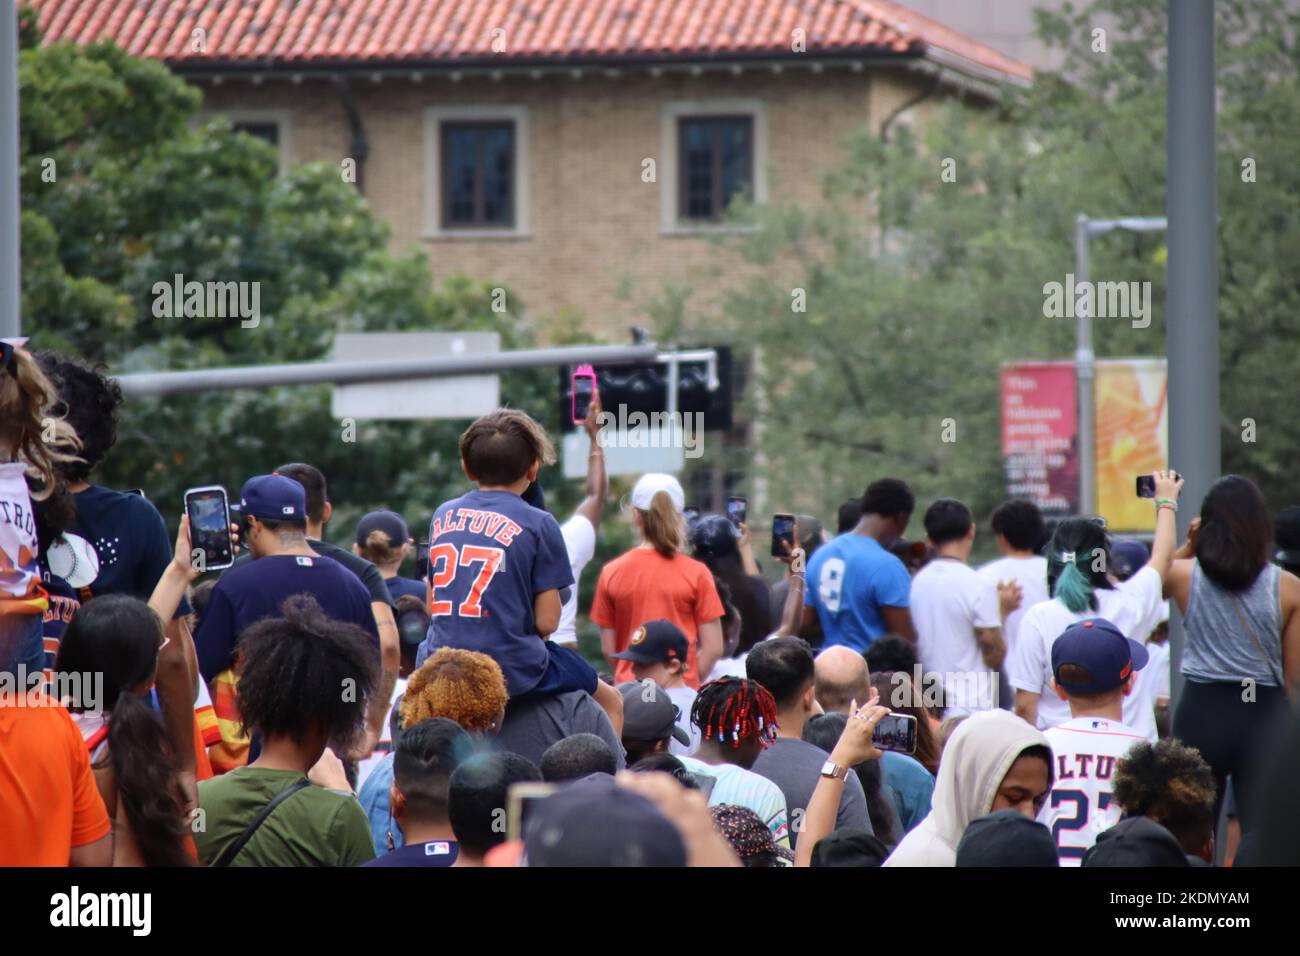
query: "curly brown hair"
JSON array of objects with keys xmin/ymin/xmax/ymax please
[
  {"xmin": 1113, "ymin": 738, "xmax": 1217, "ymax": 853},
  {"xmin": 400, "ymin": 648, "xmax": 508, "ymax": 734}
]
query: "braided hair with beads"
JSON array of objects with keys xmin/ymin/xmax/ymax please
[{"xmin": 691, "ymin": 677, "xmax": 779, "ymax": 749}]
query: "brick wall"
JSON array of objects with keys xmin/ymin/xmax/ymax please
[{"xmin": 199, "ymin": 66, "xmax": 945, "ymax": 340}]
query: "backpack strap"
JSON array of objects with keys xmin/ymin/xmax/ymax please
[{"xmin": 211, "ymin": 778, "xmax": 313, "ymax": 867}]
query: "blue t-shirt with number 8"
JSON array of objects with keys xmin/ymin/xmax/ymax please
[{"xmin": 414, "ymin": 489, "xmax": 574, "ymax": 696}]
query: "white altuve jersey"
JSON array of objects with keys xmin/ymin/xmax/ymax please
[{"xmin": 1039, "ymin": 717, "xmax": 1146, "ymax": 866}]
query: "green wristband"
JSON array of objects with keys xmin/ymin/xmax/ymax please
[{"xmin": 1155, "ymin": 498, "xmax": 1177, "ymax": 511}]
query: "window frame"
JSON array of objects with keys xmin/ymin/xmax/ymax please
[
  {"xmin": 424, "ymin": 105, "xmax": 531, "ymax": 240},
  {"xmin": 197, "ymin": 108, "xmax": 292, "ymax": 175},
  {"xmin": 676, "ymin": 114, "xmax": 755, "ymax": 223},
  {"xmin": 660, "ymin": 99, "xmax": 767, "ymax": 236}
]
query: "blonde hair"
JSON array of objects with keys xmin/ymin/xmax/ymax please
[
  {"xmin": 358, "ymin": 528, "xmax": 403, "ymax": 566},
  {"xmin": 400, "ymin": 647, "xmax": 508, "ymax": 734},
  {"xmin": 638, "ymin": 490, "xmax": 685, "ymax": 558},
  {"xmin": 0, "ymin": 346, "xmax": 81, "ymax": 499}
]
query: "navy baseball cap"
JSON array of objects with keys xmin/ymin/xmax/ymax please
[
  {"xmin": 957, "ymin": 810, "xmax": 1060, "ymax": 867},
  {"xmin": 1110, "ymin": 539, "xmax": 1150, "ymax": 580},
  {"xmin": 240, "ymin": 474, "xmax": 307, "ymax": 521},
  {"xmin": 1082, "ymin": 816, "xmax": 1191, "ymax": 867},
  {"xmin": 355, "ymin": 510, "xmax": 409, "ymax": 549},
  {"xmin": 610, "ymin": 620, "xmax": 690, "ymax": 665},
  {"xmin": 1051, "ymin": 618, "xmax": 1148, "ymax": 694},
  {"xmin": 523, "ymin": 775, "xmax": 687, "ymax": 867},
  {"xmin": 617, "ymin": 680, "xmax": 691, "ymax": 747}
]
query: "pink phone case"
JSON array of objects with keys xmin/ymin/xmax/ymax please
[{"xmin": 571, "ymin": 364, "xmax": 597, "ymax": 424}]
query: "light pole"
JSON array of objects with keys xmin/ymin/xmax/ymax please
[
  {"xmin": 1, "ymin": 2, "xmax": 20, "ymax": 338},
  {"xmin": 1073, "ymin": 214, "xmax": 1167, "ymax": 516},
  {"xmin": 1166, "ymin": 0, "xmax": 1220, "ymax": 714}
]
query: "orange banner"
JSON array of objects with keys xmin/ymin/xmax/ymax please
[{"xmin": 1094, "ymin": 359, "xmax": 1168, "ymax": 532}]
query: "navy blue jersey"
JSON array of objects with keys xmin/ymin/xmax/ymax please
[
  {"xmin": 195, "ymin": 553, "xmax": 379, "ymax": 681},
  {"xmin": 70, "ymin": 485, "xmax": 192, "ymax": 617},
  {"xmin": 416, "ymin": 490, "xmax": 573, "ymax": 696}
]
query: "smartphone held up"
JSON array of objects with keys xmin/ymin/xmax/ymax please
[
  {"xmin": 770, "ymin": 513, "xmax": 796, "ymax": 558},
  {"xmin": 183, "ymin": 485, "xmax": 235, "ymax": 572},
  {"xmin": 571, "ymin": 364, "xmax": 597, "ymax": 425}
]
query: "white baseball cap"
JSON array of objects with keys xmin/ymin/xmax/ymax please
[{"xmin": 630, "ymin": 473, "xmax": 685, "ymax": 513}]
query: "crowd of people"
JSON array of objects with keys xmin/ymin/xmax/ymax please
[{"xmin": 2, "ymin": 340, "xmax": 1298, "ymax": 867}]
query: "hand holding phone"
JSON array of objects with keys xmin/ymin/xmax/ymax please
[
  {"xmin": 828, "ymin": 693, "xmax": 890, "ymax": 766},
  {"xmin": 871, "ymin": 713, "xmax": 918, "ymax": 755},
  {"xmin": 771, "ymin": 513, "xmax": 796, "ymax": 559},
  {"xmin": 1136, "ymin": 470, "xmax": 1181, "ymax": 498},
  {"xmin": 726, "ymin": 496, "xmax": 748, "ymax": 528},
  {"xmin": 183, "ymin": 485, "xmax": 235, "ymax": 573},
  {"xmin": 571, "ymin": 364, "xmax": 598, "ymax": 426}
]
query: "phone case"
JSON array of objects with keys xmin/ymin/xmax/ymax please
[{"xmin": 571, "ymin": 364, "xmax": 597, "ymax": 424}]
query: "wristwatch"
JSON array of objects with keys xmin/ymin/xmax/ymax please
[{"xmin": 820, "ymin": 760, "xmax": 851, "ymax": 781}]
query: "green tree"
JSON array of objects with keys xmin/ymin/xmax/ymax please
[
  {"xmin": 662, "ymin": 0, "xmax": 1297, "ymax": 542},
  {"xmin": 17, "ymin": 22, "xmax": 571, "ymax": 553}
]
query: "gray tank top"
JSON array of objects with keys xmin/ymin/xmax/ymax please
[{"xmin": 1182, "ymin": 560, "xmax": 1283, "ymax": 685}]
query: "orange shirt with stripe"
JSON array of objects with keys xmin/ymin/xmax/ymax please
[{"xmin": 0, "ymin": 693, "xmax": 111, "ymax": 866}]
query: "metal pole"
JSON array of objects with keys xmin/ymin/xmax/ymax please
[
  {"xmin": 1166, "ymin": 0, "xmax": 1220, "ymax": 712},
  {"xmin": 0, "ymin": 3, "xmax": 20, "ymax": 337},
  {"xmin": 115, "ymin": 343, "xmax": 662, "ymax": 398},
  {"xmin": 1075, "ymin": 213, "xmax": 1095, "ymax": 516}
]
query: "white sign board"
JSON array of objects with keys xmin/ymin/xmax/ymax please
[
  {"xmin": 331, "ymin": 332, "xmax": 500, "ymax": 420},
  {"xmin": 562, "ymin": 429, "xmax": 685, "ymax": 479}
]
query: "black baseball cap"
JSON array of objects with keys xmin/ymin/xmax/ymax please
[
  {"xmin": 1276, "ymin": 506, "xmax": 1300, "ymax": 566},
  {"xmin": 1051, "ymin": 618, "xmax": 1148, "ymax": 695},
  {"xmin": 689, "ymin": 514, "xmax": 740, "ymax": 558},
  {"xmin": 355, "ymin": 510, "xmax": 409, "ymax": 549},
  {"xmin": 617, "ymin": 680, "xmax": 690, "ymax": 747},
  {"xmin": 957, "ymin": 810, "xmax": 1060, "ymax": 867},
  {"xmin": 1082, "ymin": 816, "xmax": 1191, "ymax": 867},
  {"xmin": 809, "ymin": 829, "xmax": 890, "ymax": 868},
  {"xmin": 610, "ymin": 620, "xmax": 689, "ymax": 666},
  {"xmin": 522, "ymin": 775, "xmax": 686, "ymax": 867}
]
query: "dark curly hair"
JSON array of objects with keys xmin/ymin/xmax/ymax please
[
  {"xmin": 1113, "ymin": 738, "xmax": 1217, "ymax": 854},
  {"xmin": 234, "ymin": 594, "xmax": 377, "ymax": 753},
  {"xmin": 35, "ymin": 351, "xmax": 124, "ymax": 481}
]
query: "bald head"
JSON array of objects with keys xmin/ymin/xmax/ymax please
[{"xmin": 814, "ymin": 646, "xmax": 871, "ymax": 714}]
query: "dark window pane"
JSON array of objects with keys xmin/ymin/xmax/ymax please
[
  {"xmin": 678, "ymin": 116, "xmax": 753, "ymax": 222},
  {"xmin": 233, "ymin": 122, "xmax": 279, "ymax": 147},
  {"xmin": 441, "ymin": 121, "xmax": 515, "ymax": 228}
]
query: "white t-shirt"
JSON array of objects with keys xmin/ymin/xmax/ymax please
[
  {"xmin": 910, "ymin": 559, "xmax": 1002, "ymax": 711},
  {"xmin": 664, "ymin": 685, "xmax": 700, "ymax": 756},
  {"xmin": 1039, "ymin": 716, "xmax": 1146, "ymax": 866},
  {"xmin": 552, "ymin": 514, "xmax": 597, "ymax": 646},
  {"xmin": 356, "ymin": 676, "xmax": 408, "ymax": 789},
  {"xmin": 1010, "ymin": 566, "xmax": 1166, "ymax": 740},
  {"xmin": 0, "ymin": 461, "xmax": 42, "ymax": 607},
  {"xmin": 704, "ymin": 653, "xmax": 749, "ymax": 684},
  {"xmin": 977, "ymin": 555, "xmax": 1048, "ymax": 657},
  {"xmin": 1147, "ymin": 639, "xmax": 1171, "ymax": 701}
]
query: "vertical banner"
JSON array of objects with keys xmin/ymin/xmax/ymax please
[
  {"xmin": 1001, "ymin": 362, "xmax": 1079, "ymax": 517},
  {"xmin": 1094, "ymin": 359, "xmax": 1168, "ymax": 532}
]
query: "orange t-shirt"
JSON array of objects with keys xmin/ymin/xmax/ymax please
[
  {"xmin": 0, "ymin": 694, "xmax": 111, "ymax": 866},
  {"xmin": 590, "ymin": 547, "xmax": 725, "ymax": 688}
]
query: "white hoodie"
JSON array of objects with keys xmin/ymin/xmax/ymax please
[{"xmin": 883, "ymin": 710, "xmax": 1051, "ymax": 867}]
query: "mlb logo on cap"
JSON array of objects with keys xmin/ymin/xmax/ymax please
[{"xmin": 240, "ymin": 473, "xmax": 308, "ymax": 521}]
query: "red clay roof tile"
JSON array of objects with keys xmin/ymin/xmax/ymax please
[{"xmin": 27, "ymin": 0, "xmax": 1031, "ymax": 81}]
